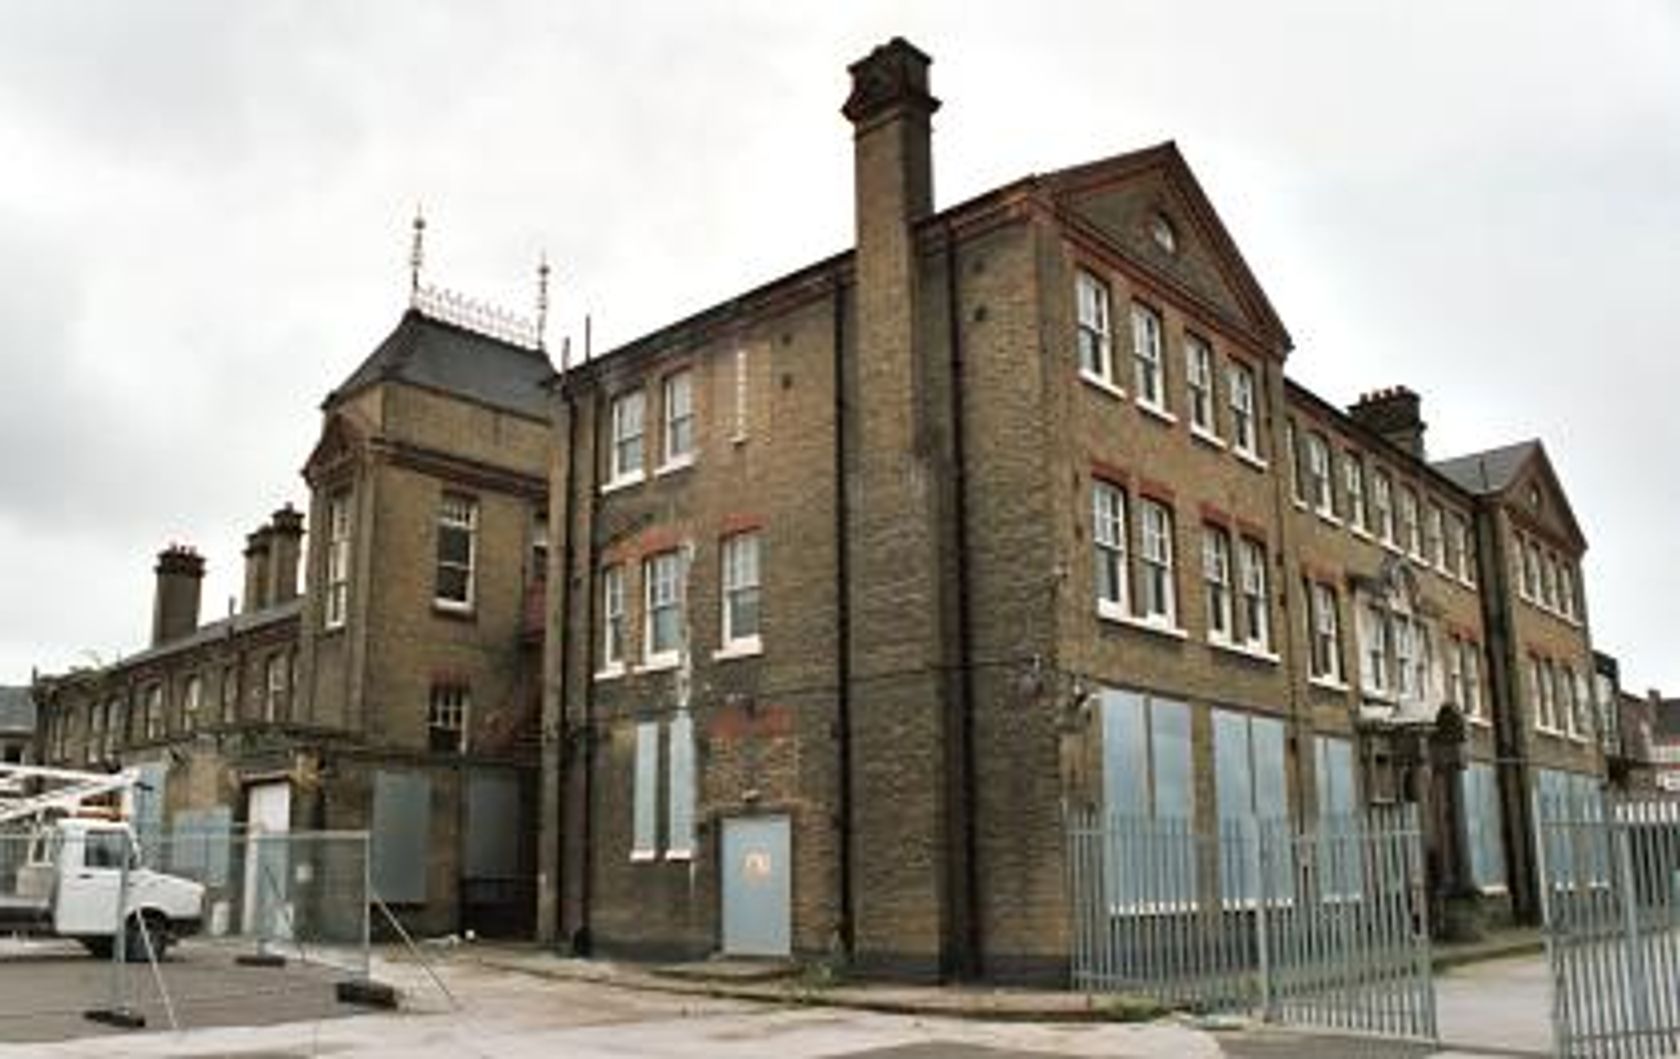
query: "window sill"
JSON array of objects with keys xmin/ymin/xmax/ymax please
[
  {"xmin": 1098, "ymin": 608, "xmax": 1188, "ymax": 641},
  {"xmin": 1349, "ymin": 525, "xmax": 1373, "ymax": 542},
  {"xmin": 594, "ymin": 665, "xmax": 627, "ymax": 682},
  {"xmin": 601, "ymin": 472, "xmax": 645, "ymax": 496},
  {"xmin": 1233, "ymin": 448, "xmax": 1267, "ymax": 472},
  {"xmin": 1211, "ymin": 639, "xmax": 1279, "ymax": 665},
  {"xmin": 730, "ymin": 432, "xmax": 749, "ymax": 447},
  {"xmin": 629, "ymin": 850, "xmax": 658, "ymax": 863},
  {"xmin": 1466, "ymin": 713, "xmax": 1493, "ymax": 728},
  {"xmin": 1380, "ymin": 539, "xmax": 1404, "ymax": 555},
  {"xmin": 1078, "ymin": 371, "xmax": 1127, "ymax": 402},
  {"xmin": 1136, "ymin": 400, "xmax": 1177, "ymax": 426},
  {"xmin": 432, "ymin": 601, "xmax": 476, "ymax": 622},
  {"xmin": 1189, "ymin": 425, "xmax": 1225, "ymax": 450},
  {"xmin": 1316, "ymin": 509, "xmax": 1342, "ymax": 528},
  {"xmin": 1291, "ymin": 499, "xmax": 1309, "ymax": 512},
  {"xmin": 665, "ymin": 848, "xmax": 694, "ymax": 862},
  {"xmin": 635, "ymin": 654, "xmax": 680, "ymax": 674},
  {"xmin": 1308, "ymin": 675, "xmax": 1351, "ymax": 693},
  {"xmin": 654, "ymin": 455, "xmax": 696, "ymax": 478},
  {"xmin": 713, "ymin": 638, "xmax": 763, "ymax": 661}
]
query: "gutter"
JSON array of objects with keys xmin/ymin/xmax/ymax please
[{"xmin": 831, "ymin": 269, "xmax": 855, "ymax": 957}]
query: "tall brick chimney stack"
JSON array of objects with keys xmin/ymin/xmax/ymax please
[
  {"xmin": 1349, "ymin": 386, "xmax": 1427, "ymax": 459},
  {"xmin": 842, "ymin": 40, "xmax": 975, "ymax": 979},
  {"xmin": 152, "ymin": 545, "xmax": 205, "ymax": 646},
  {"xmin": 843, "ymin": 37, "xmax": 939, "ymax": 243},
  {"xmin": 266, "ymin": 504, "xmax": 305, "ymax": 605},
  {"xmin": 243, "ymin": 525, "xmax": 272, "ymax": 613}
]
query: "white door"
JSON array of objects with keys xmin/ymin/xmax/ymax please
[
  {"xmin": 242, "ymin": 782, "xmax": 292, "ymax": 938},
  {"xmin": 53, "ymin": 829, "xmax": 127, "ymax": 936}
]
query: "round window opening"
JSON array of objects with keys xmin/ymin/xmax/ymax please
[{"xmin": 1149, "ymin": 213, "xmax": 1178, "ymax": 254}]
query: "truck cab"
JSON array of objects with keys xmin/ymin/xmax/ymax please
[{"xmin": 7, "ymin": 817, "xmax": 206, "ymax": 958}]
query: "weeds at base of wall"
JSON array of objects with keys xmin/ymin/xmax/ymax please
[{"xmin": 1085, "ymin": 993, "xmax": 1170, "ymax": 1022}]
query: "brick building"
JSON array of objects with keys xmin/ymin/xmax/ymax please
[
  {"xmin": 33, "ymin": 301, "xmax": 551, "ymax": 937},
  {"xmin": 534, "ymin": 38, "xmax": 1608, "ymax": 981}
]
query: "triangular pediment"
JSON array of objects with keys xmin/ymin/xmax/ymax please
[
  {"xmin": 302, "ymin": 412, "xmax": 366, "ymax": 485},
  {"xmin": 1047, "ymin": 143, "xmax": 1291, "ymax": 357},
  {"xmin": 1500, "ymin": 443, "xmax": 1587, "ymax": 553}
]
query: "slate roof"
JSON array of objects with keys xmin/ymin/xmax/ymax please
[
  {"xmin": 120, "ymin": 597, "xmax": 303, "ymax": 669},
  {"xmin": 327, "ymin": 310, "xmax": 554, "ymax": 420},
  {"xmin": 0, "ymin": 686, "xmax": 36, "ymax": 735},
  {"xmin": 1432, "ymin": 440, "xmax": 1541, "ymax": 496}
]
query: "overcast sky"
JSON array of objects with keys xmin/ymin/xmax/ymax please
[{"xmin": 1, "ymin": 1, "xmax": 1675, "ymax": 696}]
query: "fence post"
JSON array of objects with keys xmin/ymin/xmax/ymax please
[
  {"xmin": 1613, "ymin": 798, "xmax": 1653, "ymax": 1042},
  {"xmin": 1248, "ymin": 815, "xmax": 1272, "ymax": 1021}
]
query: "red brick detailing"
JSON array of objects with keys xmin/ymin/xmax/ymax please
[
  {"xmin": 1198, "ymin": 502, "xmax": 1232, "ymax": 526},
  {"xmin": 1090, "ymin": 458, "xmax": 1129, "ymax": 487},
  {"xmin": 721, "ymin": 513, "xmax": 767, "ymax": 536},
  {"xmin": 707, "ymin": 703, "xmax": 795, "ymax": 743},
  {"xmin": 1137, "ymin": 477, "xmax": 1175, "ymax": 505},
  {"xmin": 636, "ymin": 527, "xmax": 684, "ymax": 557}
]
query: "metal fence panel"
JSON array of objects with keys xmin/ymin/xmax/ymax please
[
  {"xmin": 1067, "ymin": 805, "xmax": 1435, "ymax": 1042},
  {"xmin": 1538, "ymin": 790, "xmax": 1680, "ymax": 1059}
]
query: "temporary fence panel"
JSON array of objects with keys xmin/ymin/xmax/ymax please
[
  {"xmin": 1537, "ymin": 790, "xmax": 1680, "ymax": 1059},
  {"xmin": 1255, "ymin": 806, "xmax": 1436, "ymax": 1041},
  {"xmin": 1067, "ymin": 804, "xmax": 1436, "ymax": 1042}
]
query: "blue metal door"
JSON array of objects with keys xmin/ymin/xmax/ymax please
[{"xmin": 721, "ymin": 815, "xmax": 790, "ymax": 957}]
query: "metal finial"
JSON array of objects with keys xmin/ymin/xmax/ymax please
[
  {"xmin": 536, "ymin": 252, "xmax": 551, "ymax": 351},
  {"xmin": 409, "ymin": 206, "xmax": 427, "ymax": 304}
]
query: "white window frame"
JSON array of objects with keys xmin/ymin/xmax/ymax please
[
  {"xmin": 325, "ymin": 491, "xmax": 351, "ymax": 629},
  {"xmin": 1307, "ymin": 432, "xmax": 1334, "ymax": 517},
  {"xmin": 1185, "ymin": 334, "xmax": 1217, "ymax": 440},
  {"xmin": 1454, "ymin": 514, "xmax": 1475, "ymax": 584},
  {"xmin": 1309, "ymin": 582, "xmax": 1342, "ymax": 684},
  {"xmin": 1131, "ymin": 302, "xmax": 1169, "ymax": 416},
  {"xmin": 719, "ymin": 531, "xmax": 762, "ymax": 656},
  {"xmin": 600, "ymin": 564, "xmax": 626, "ymax": 676},
  {"xmin": 608, "ymin": 389, "xmax": 647, "ymax": 488},
  {"xmin": 434, "ymin": 493, "xmax": 478, "ymax": 612},
  {"xmin": 1399, "ymin": 486, "xmax": 1422, "ymax": 558},
  {"xmin": 659, "ymin": 369, "xmax": 696, "ymax": 471},
  {"xmin": 1093, "ymin": 482, "xmax": 1128, "ymax": 619},
  {"xmin": 1372, "ymin": 471, "xmax": 1395, "ymax": 546},
  {"xmin": 1228, "ymin": 362, "xmax": 1259, "ymax": 460},
  {"xmin": 1344, "ymin": 453, "xmax": 1368, "ymax": 532},
  {"xmin": 642, "ymin": 550, "xmax": 683, "ymax": 668},
  {"xmin": 1203, "ymin": 525, "xmax": 1233, "ymax": 644},
  {"xmin": 1237, "ymin": 536, "xmax": 1270, "ymax": 652},
  {"xmin": 1463, "ymin": 642, "xmax": 1483, "ymax": 720},
  {"xmin": 1075, "ymin": 270, "xmax": 1117, "ymax": 392},
  {"xmin": 427, "ymin": 684, "xmax": 469, "ymax": 753},
  {"xmin": 1137, "ymin": 499, "xmax": 1177, "ymax": 626}
]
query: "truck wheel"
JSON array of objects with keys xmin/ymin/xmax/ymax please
[{"xmin": 124, "ymin": 913, "xmax": 173, "ymax": 963}]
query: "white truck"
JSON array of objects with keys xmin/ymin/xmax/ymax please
[{"xmin": 0, "ymin": 766, "xmax": 206, "ymax": 960}]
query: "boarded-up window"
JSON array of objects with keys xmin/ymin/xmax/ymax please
[
  {"xmin": 667, "ymin": 713, "xmax": 695, "ymax": 859},
  {"xmin": 632, "ymin": 722, "xmax": 659, "ymax": 860},
  {"xmin": 464, "ymin": 770, "xmax": 519, "ymax": 880},
  {"xmin": 372, "ymin": 771, "xmax": 431, "ymax": 904}
]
